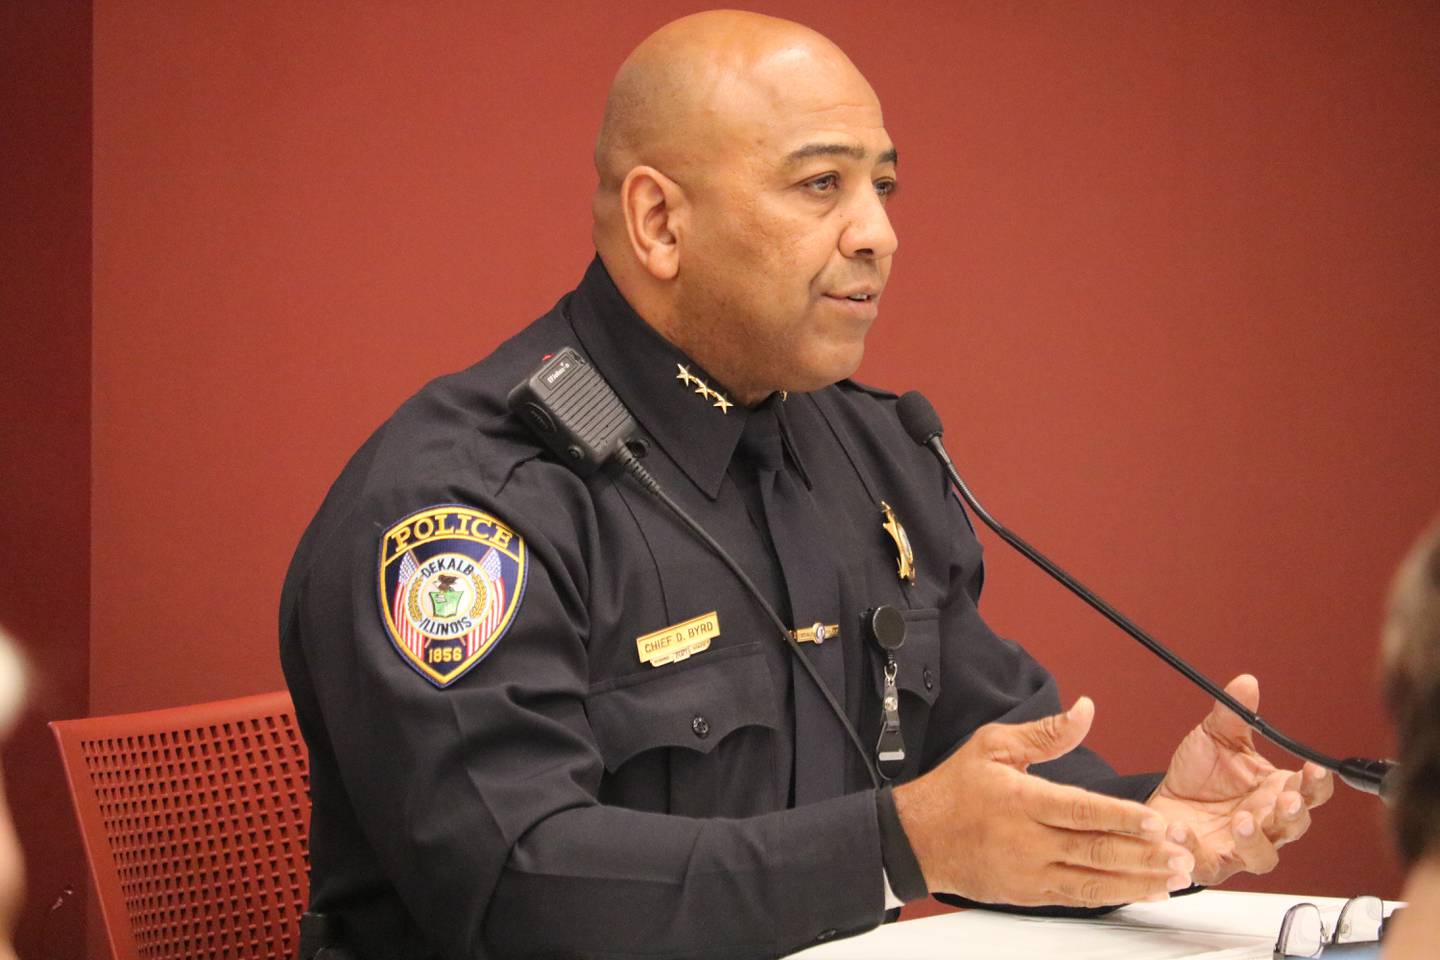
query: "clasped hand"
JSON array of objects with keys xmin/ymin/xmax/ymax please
[
  {"xmin": 893, "ymin": 675, "xmax": 1331, "ymax": 908},
  {"xmin": 1147, "ymin": 674, "xmax": 1332, "ymax": 885}
]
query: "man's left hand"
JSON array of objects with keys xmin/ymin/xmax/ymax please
[{"xmin": 1146, "ymin": 674, "xmax": 1334, "ymax": 886}]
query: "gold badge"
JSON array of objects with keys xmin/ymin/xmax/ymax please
[
  {"xmin": 636, "ymin": 611, "xmax": 720, "ymax": 667},
  {"xmin": 880, "ymin": 500, "xmax": 916, "ymax": 584}
]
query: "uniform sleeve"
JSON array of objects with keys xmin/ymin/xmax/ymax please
[{"xmin": 292, "ymin": 466, "xmax": 888, "ymax": 960}]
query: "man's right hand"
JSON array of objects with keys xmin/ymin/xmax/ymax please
[{"xmin": 893, "ymin": 697, "xmax": 1194, "ymax": 908}]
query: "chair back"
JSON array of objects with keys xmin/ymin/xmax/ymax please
[{"xmin": 50, "ymin": 690, "xmax": 310, "ymax": 960}]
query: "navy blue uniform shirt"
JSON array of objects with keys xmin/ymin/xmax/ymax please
[{"xmin": 280, "ymin": 258, "xmax": 1156, "ymax": 959}]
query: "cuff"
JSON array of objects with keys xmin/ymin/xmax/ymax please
[{"xmin": 874, "ymin": 785, "xmax": 927, "ymax": 903}]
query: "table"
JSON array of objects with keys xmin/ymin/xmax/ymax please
[{"xmin": 789, "ymin": 890, "xmax": 1393, "ymax": 959}]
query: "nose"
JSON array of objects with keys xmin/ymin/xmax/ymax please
[{"xmin": 839, "ymin": 186, "xmax": 898, "ymax": 261}]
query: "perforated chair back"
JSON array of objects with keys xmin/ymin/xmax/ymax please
[{"xmin": 50, "ymin": 690, "xmax": 310, "ymax": 960}]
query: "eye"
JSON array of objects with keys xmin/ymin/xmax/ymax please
[
  {"xmin": 804, "ymin": 173, "xmax": 840, "ymax": 194},
  {"xmin": 875, "ymin": 177, "xmax": 898, "ymax": 201}
]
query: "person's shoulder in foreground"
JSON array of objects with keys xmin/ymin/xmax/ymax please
[
  {"xmin": 0, "ymin": 629, "xmax": 27, "ymax": 960},
  {"xmin": 1378, "ymin": 519, "xmax": 1440, "ymax": 959}
]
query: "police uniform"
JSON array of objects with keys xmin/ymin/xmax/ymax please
[{"xmin": 280, "ymin": 257, "xmax": 1158, "ymax": 959}]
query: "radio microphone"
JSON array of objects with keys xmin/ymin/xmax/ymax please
[{"xmin": 895, "ymin": 390, "xmax": 1397, "ymax": 801}]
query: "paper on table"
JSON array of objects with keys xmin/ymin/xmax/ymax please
[
  {"xmin": 1097, "ymin": 889, "xmax": 1344, "ymax": 937},
  {"xmin": 787, "ymin": 890, "xmax": 1400, "ymax": 959},
  {"xmin": 789, "ymin": 896, "xmax": 1276, "ymax": 959}
]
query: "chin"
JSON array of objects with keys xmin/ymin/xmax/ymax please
[{"xmin": 790, "ymin": 342, "xmax": 865, "ymax": 393}]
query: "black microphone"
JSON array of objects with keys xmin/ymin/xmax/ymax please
[{"xmin": 896, "ymin": 390, "xmax": 1397, "ymax": 801}]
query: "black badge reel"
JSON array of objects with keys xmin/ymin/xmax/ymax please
[{"xmin": 867, "ymin": 605, "xmax": 908, "ymax": 780}]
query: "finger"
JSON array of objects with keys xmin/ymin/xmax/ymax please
[
  {"xmin": 1052, "ymin": 826, "xmax": 1195, "ymax": 878},
  {"xmin": 1230, "ymin": 808, "xmax": 1280, "ymax": 875},
  {"xmin": 1201, "ymin": 674, "xmax": 1260, "ymax": 748},
  {"xmin": 1169, "ymin": 818, "xmax": 1242, "ymax": 886},
  {"xmin": 1044, "ymin": 864, "xmax": 1191, "ymax": 909},
  {"xmin": 1024, "ymin": 778, "xmax": 1169, "ymax": 840},
  {"xmin": 1264, "ymin": 789, "xmax": 1312, "ymax": 849},
  {"xmin": 1299, "ymin": 763, "xmax": 1333, "ymax": 809},
  {"xmin": 979, "ymin": 697, "xmax": 1095, "ymax": 770}
]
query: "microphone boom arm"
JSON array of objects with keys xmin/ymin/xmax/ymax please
[{"xmin": 917, "ymin": 425, "xmax": 1394, "ymax": 800}]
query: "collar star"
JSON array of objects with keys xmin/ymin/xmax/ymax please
[{"xmin": 672, "ymin": 363, "xmax": 732, "ymax": 414}]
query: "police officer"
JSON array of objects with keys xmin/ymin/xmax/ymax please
[{"xmin": 281, "ymin": 11, "xmax": 1332, "ymax": 958}]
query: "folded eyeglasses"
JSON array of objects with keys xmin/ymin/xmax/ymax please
[{"xmin": 1274, "ymin": 895, "xmax": 1400, "ymax": 958}]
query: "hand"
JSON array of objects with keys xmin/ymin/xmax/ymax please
[
  {"xmin": 1147, "ymin": 675, "xmax": 1333, "ymax": 886},
  {"xmin": 894, "ymin": 697, "xmax": 1195, "ymax": 908}
]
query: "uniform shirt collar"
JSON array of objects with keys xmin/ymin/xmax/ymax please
[{"xmin": 567, "ymin": 256, "xmax": 752, "ymax": 499}]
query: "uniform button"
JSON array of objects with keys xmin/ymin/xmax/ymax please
[
  {"xmin": 691, "ymin": 715, "xmax": 711, "ymax": 739},
  {"xmin": 923, "ymin": 668, "xmax": 935, "ymax": 690},
  {"xmin": 815, "ymin": 929, "xmax": 837, "ymax": 942}
]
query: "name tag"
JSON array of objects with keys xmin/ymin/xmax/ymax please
[{"xmin": 636, "ymin": 611, "xmax": 720, "ymax": 667}]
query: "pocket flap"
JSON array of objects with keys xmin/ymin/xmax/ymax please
[{"xmin": 586, "ymin": 642, "xmax": 779, "ymax": 772}]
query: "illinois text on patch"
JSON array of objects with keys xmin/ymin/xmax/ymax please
[{"xmin": 378, "ymin": 505, "xmax": 528, "ymax": 688}]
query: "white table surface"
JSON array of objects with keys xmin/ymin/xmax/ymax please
[{"xmin": 789, "ymin": 890, "xmax": 1395, "ymax": 959}]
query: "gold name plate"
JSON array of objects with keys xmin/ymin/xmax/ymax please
[{"xmin": 636, "ymin": 611, "xmax": 720, "ymax": 667}]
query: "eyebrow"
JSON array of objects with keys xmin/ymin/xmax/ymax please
[{"xmin": 783, "ymin": 143, "xmax": 899, "ymax": 167}]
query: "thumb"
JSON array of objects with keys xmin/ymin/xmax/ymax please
[
  {"xmin": 1201, "ymin": 674, "xmax": 1259, "ymax": 748},
  {"xmin": 981, "ymin": 696, "xmax": 1095, "ymax": 769}
]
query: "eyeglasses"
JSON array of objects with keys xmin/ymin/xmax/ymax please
[{"xmin": 1274, "ymin": 895, "xmax": 1396, "ymax": 958}]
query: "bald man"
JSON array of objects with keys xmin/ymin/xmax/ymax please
[{"xmin": 281, "ymin": 12, "xmax": 1329, "ymax": 958}]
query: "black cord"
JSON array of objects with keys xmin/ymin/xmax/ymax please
[
  {"xmin": 929, "ymin": 436, "xmax": 1394, "ymax": 797},
  {"xmin": 614, "ymin": 445, "xmax": 882, "ymax": 789}
]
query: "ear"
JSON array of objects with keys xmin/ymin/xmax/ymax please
[{"xmin": 619, "ymin": 165, "xmax": 684, "ymax": 281}]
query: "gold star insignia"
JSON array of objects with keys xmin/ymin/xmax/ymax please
[
  {"xmin": 880, "ymin": 500, "xmax": 917, "ymax": 584},
  {"xmin": 673, "ymin": 363, "xmax": 732, "ymax": 414}
]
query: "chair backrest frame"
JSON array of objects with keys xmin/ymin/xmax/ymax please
[{"xmin": 50, "ymin": 690, "xmax": 310, "ymax": 960}]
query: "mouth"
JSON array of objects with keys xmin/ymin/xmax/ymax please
[{"xmin": 825, "ymin": 290, "xmax": 881, "ymax": 304}]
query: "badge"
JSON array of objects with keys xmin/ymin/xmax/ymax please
[
  {"xmin": 880, "ymin": 500, "xmax": 917, "ymax": 584},
  {"xmin": 636, "ymin": 611, "xmax": 720, "ymax": 667},
  {"xmin": 378, "ymin": 505, "xmax": 528, "ymax": 688}
]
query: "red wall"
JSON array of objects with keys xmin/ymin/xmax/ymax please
[
  {"xmin": 9, "ymin": 1, "xmax": 1419, "ymax": 948},
  {"xmin": 1, "ymin": 3, "xmax": 93, "ymax": 957}
]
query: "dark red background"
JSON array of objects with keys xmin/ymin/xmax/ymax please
[{"xmin": 4, "ymin": 2, "xmax": 1437, "ymax": 955}]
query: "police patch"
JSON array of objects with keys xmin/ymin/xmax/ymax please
[{"xmin": 378, "ymin": 505, "xmax": 528, "ymax": 688}]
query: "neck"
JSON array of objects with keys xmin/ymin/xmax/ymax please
[{"xmin": 602, "ymin": 253, "xmax": 773, "ymax": 407}]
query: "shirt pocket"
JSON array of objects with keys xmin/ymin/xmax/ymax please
[{"xmin": 586, "ymin": 641, "xmax": 782, "ymax": 815}]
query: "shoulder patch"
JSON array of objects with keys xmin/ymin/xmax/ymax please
[{"xmin": 378, "ymin": 505, "xmax": 528, "ymax": 688}]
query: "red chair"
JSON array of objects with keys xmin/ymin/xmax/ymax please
[{"xmin": 50, "ymin": 690, "xmax": 310, "ymax": 960}]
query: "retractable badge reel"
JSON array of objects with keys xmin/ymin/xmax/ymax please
[{"xmin": 867, "ymin": 605, "xmax": 907, "ymax": 780}]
